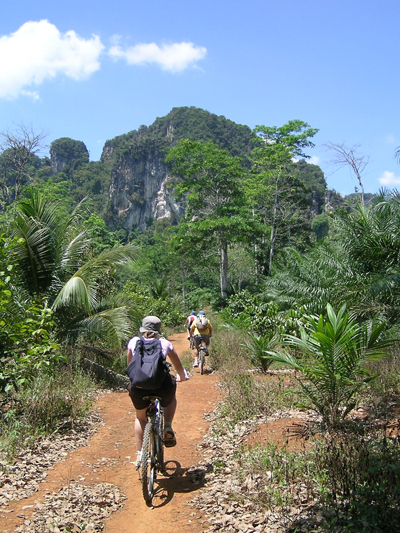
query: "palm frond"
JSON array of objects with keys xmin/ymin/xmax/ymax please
[
  {"xmin": 62, "ymin": 306, "xmax": 132, "ymax": 347},
  {"xmin": 53, "ymin": 244, "xmax": 138, "ymax": 312}
]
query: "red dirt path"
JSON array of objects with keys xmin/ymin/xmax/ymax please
[{"xmin": 0, "ymin": 332, "xmax": 220, "ymax": 533}]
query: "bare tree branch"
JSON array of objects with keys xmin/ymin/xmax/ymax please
[
  {"xmin": 324, "ymin": 142, "xmax": 369, "ymax": 206},
  {"xmin": 0, "ymin": 123, "xmax": 48, "ymax": 208}
]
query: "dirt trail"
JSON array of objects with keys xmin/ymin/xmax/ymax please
[{"xmin": 0, "ymin": 332, "xmax": 220, "ymax": 533}]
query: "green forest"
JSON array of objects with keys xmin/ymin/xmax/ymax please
[{"xmin": 1, "ymin": 109, "xmax": 400, "ymax": 531}]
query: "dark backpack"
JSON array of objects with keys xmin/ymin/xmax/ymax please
[
  {"xmin": 196, "ymin": 315, "xmax": 209, "ymax": 331},
  {"xmin": 125, "ymin": 337, "xmax": 169, "ymax": 389}
]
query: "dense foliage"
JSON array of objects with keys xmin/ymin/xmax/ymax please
[{"xmin": 103, "ymin": 106, "xmax": 256, "ymax": 162}]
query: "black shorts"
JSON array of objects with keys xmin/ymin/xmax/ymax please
[{"xmin": 128, "ymin": 373, "xmax": 177, "ymax": 410}]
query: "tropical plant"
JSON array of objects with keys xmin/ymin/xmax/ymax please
[
  {"xmin": 338, "ymin": 190, "xmax": 400, "ymax": 323},
  {"xmin": 150, "ymin": 278, "xmax": 169, "ymax": 300},
  {"xmin": 263, "ymin": 244, "xmax": 363, "ymax": 316},
  {"xmin": 8, "ymin": 189, "xmax": 138, "ymax": 347},
  {"xmin": 219, "ymin": 308, "xmax": 252, "ymax": 331},
  {"xmin": 242, "ymin": 331, "xmax": 280, "ymax": 373},
  {"xmin": 0, "ymin": 300, "xmax": 61, "ymax": 392},
  {"xmin": 266, "ymin": 304, "xmax": 396, "ymax": 428}
]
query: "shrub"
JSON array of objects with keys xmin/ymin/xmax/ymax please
[
  {"xmin": 0, "ymin": 300, "xmax": 62, "ymax": 392},
  {"xmin": 314, "ymin": 431, "xmax": 400, "ymax": 532},
  {"xmin": 225, "ymin": 290, "xmax": 307, "ymax": 336},
  {"xmin": 234, "ymin": 429, "xmax": 400, "ymax": 532}
]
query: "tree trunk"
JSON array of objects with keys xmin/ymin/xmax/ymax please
[
  {"xmin": 253, "ymin": 208, "xmax": 259, "ymax": 277},
  {"xmin": 180, "ymin": 260, "xmax": 186, "ymax": 307},
  {"xmin": 219, "ymin": 235, "xmax": 229, "ymax": 299},
  {"xmin": 269, "ymin": 178, "xmax": 278, "ymax": 275}
]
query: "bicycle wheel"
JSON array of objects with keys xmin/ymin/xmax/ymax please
[
  {"xmin": 199, "ymin": 349, "xmax": 205, "ymax": 375},
  {"xmin": 141, "ymin": 422, "xmax": 156, "ymax": 502}
]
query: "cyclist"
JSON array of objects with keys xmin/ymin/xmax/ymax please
[
  {"xmin": 184, "ymin": 310, "xmax": 196, "ymax": 340},
  {"xmin": 190, "ymin": 310, "xmax": 212, "ymax": 367},
  {"xmin": 126, "ymin": 316, "xmax": 188, "ymax": 466}
]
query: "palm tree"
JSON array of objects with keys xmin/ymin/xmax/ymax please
[
  {"xmin": 338, "ymin": 190, "xmax": 400, "ymax": 324},
  {"xmin": 264, "ymin": 190, "xmax": 400, "ymax": 327},
  {"xmin": 9, "ymin": 189, "xmax": 138, "ymax": 346},
  {"xmin": 266, "ymin": 304, "xmax": 396, "ymax": 428},
  {"xmin": 242, "ymin": 331, "xmax": 280, "ymax": 373},
  {"xmin": 263, "ymin": 243, "xmax": 366, "ymax": 316}
]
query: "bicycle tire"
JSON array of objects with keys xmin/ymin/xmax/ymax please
[
  {"xmin": 199, "ymin": 349, "xmax": 205, "ymax": 375},
  {"xmin": 141, "ymin": 422, "xmax": 155, "ymax": 502}
]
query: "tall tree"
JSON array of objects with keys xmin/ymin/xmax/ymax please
[
  {"xmin": 166, "ymin": 140, "xmax": 250, "ymax": 300},
  {"xmin": 249, "ymin": 120, "xmax": 318, "ymax": 275}
]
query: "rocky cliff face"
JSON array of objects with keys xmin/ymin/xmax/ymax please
[{"xmin": 103, "ymin": 140, "xmax": 183, "ymax": 231}]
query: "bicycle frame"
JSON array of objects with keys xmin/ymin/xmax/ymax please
[{"xmin": 140, "ymin": 396, "xmax": 164, "ymax": 503}]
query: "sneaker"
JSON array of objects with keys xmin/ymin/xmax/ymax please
[
  {"xmin": 164, "ymin": 425, "xmax": 177, "ymax": 447},
  {"xmin": 187, "ymin": 335, "xmax": 190, "ymax": 340},
  {"xmin": 193, "ymin": 357, "xmax": 199, "ymax": 367},
  {"xmin": 135, "ymin": 450, "xmax": 142, "ymax": 468}
]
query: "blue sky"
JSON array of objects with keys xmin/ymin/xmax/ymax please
[{"xmin": 1, "ymin": 0, "xmax": 400, "ymax": 196}]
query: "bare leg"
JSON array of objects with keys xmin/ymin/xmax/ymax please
[
  {"xmin": 163, "ymin": 396, "xmax": 177, "ymax": 425},
  {"xmin": 134, "ymin": 408, "xmax": 147, "ymax": 451},
  {"xmin": 163, "ymin": 397, "xmax": 177, "ymax": 446}
]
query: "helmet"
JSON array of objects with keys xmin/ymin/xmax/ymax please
[
  {"xmin": 190, "ymin": 311, "xmax": 196, "ymax": 315},
  {"xmin": 198, "ymin": 310, "xmax": 205, "ymax": 315}
]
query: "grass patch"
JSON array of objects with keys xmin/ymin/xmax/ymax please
[
  {"xmin": 178, "ymin": 350, "xmax": 194, "ymax": 375},
  {"xmin": 232, "ymin": 427, "xmax": 400, "ymax": 532},
  {"xmin": 218, "ymin": 371, "xmax": 296, "ymax": 424},
  {"xmin": 0, "ymin": 364, "xmax": 97, "ymax": 458},
  {"xmin": 208, "ymin": 323, "xmax": 297, "ymax": 424},
  {"xmin": 236, "ymin": 441, "xmax": 315, "ymax": 510},
  {"xmin": 208, "ymin": 326, "xmax": 251, "ymax": 372}
]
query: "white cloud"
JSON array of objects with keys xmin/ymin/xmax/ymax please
[
  {"xmin": 109, "ymin": 41, "xmax": 207, "ymax": 72},
  {"xmin": 0, "ymin": 20, "xmax": 104, "ymax": 99},
  {"xmin": 379, "ymin": 170, "xmax": 400, "ymax": 186},
  {"xmin": 20, "ymin": 90, "xmax": 40, "ymax": 101}
]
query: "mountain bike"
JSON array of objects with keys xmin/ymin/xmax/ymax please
[{"xmin": 140, "ymin": 396, "xmax": 165, "ymax": 504}]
